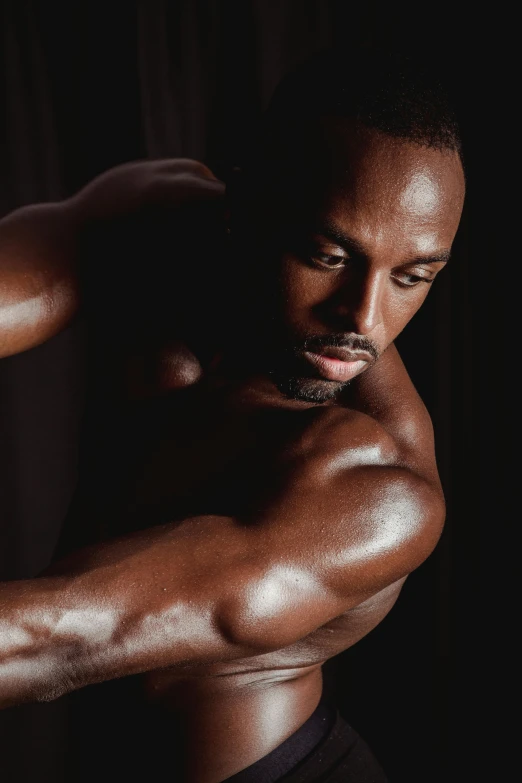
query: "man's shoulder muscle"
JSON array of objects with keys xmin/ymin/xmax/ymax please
[{"xmin": 344, "ymin": 345, "xmax": 439, "ymax": 484}]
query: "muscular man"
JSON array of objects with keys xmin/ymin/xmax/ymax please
[{"xmin": 0, "ymin": 49, "xmax": 464, "ymax": 781}]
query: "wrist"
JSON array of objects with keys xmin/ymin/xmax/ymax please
[{"xmin": 0, "ymin": 575, "xmax": 78, "ymax": 707}]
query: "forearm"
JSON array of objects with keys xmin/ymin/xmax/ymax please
[
  {"xmin": 0, "ymin": 517, "xmax": 256, "ymax": 708},
  {"xmin": 0, "ymin": 576, "xmax": 77, "ymax": 707},
  {"xmin": 0, "ymin": 516, "xmax": 255, "ymax": 709}
]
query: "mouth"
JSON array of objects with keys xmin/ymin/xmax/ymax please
[{"xmin": 302, "ymin": 348, "xmax": 372, "ymax": 382}]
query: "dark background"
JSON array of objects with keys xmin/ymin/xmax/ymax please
[{"xmin": 0, "ymin": 2, "xmax": 508, "ymax": 782}]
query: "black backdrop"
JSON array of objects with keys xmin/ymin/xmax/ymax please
[{"xmin": 0, "ymin": 2, "xmax": 508, "ymax": 782}]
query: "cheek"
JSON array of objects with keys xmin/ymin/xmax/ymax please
[
  {"xmin": 279, "ymin": 257, "xmax": 335, "ymax": 314},
  {"xmin": 383, "ymin": 286, "xmax": 432, "ymax": 340}
]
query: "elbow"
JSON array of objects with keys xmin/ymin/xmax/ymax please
[
  {"xmin": 216, "ymin": 563, "xmax": 333, "ymax": 653},
  {"xmin": 0, "ymin": 276, "xmax": 79, "ymax": 359}
]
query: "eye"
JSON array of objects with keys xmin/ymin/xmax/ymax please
[
  {"xmin": 393, "ymin": 270, "xmax": 435, "ymax": 287},
  {"xmin": 309, "ymin": 253, "xmax": 347, "ymax": 270}
]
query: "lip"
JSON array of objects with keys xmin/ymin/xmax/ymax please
[
  {"xmin": 314, "ymin": 346, "xmax": 374, "ymax": 364},
  {"xmin": 303, "ymin": 351, "xmax": 370, "ymax": 382}
]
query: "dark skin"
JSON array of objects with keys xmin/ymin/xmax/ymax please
[{"xmin": 0, "ymin": 121, "xmax": 465, "ymax": 781}]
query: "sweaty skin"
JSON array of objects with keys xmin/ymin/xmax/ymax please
[{"xmin": 0, "ymin": 129, "xmax": 465, "ymax": 781}]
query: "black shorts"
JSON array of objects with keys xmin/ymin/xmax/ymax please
[{"xmin": 225, "ymin": 700, "xmax": 389, "ymax": 782}]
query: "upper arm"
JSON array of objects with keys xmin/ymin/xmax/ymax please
[{"xmin": 220, "ymin": 414, "xmax": 445, "ymax": 651}]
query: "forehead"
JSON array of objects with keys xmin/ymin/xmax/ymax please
[{"xmin": 295, "ymin": 119, "xmax": 465, "ymax": 254}]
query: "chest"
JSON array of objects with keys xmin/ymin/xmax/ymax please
[{"xmin": 76, "ymin": 385, "xmax": 317, "ymax": 539}]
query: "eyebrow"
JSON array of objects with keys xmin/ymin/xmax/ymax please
[{"xmin": 313, "ymin": 222, "xmax": 452, "ymax": 265}]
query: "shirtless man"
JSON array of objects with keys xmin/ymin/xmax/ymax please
[{"xmin": 0, "ymin": 50, "xmax": 465, "ymax": 781}]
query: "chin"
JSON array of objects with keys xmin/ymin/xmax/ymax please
[{"xmin": 273, "ymin": 375, "xmax": 347, "ymax": 404}]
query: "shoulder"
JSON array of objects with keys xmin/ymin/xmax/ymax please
[
  {"xmin": 277, "ymin": 405, "xmax": 401, "ymax": 492},
  {"xmin": 343, "ymin": 343, "xmax": 439, "ymax": 484},
  {"xmin": 277, "ymin": 351, "xmax": 445, "ymax": 527}
]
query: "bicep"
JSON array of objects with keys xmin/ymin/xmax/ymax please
[
  {"xmin": 223, "ymin": 462, "xmax": 444, "ymax": 651},
  {"xmin": 271, "ymin": 462, "xmax": 443, "ymax": 590}
]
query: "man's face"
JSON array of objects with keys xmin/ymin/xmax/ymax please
[{"xmin": 236, "ymin": 119, "xmax": 465, "ymax": 403}]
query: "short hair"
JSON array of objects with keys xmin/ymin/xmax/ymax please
[
  {"xmin": 240, "ymin": 46, "xmax": 462, "ymax": 185},
  {"xmin": 231, "ymin": 46, "xmax": 463, "ymax": 226},
  {"xmin": 268, "ymin": 47, "xmax": 461, "ymax": 151}
]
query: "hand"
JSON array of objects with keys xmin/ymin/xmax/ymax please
[
  {"xmin": 71, "ymin": 158, "xmax": 226, "ymax": 219},
  {"xmin": 143, "ymin": 159, "xmax": 226, "ymax": 209}
]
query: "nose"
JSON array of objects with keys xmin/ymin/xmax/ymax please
[{"xmin": 332, "ymin": 269, "xmax": 385, "ymax": 335}]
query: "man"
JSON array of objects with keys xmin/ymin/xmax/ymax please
[{"xmin": 0, "ymin": 48, "xmax": 464, "ymax": 781}]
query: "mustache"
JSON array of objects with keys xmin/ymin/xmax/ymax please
[{"xmin": 297, "ymin": 333, "xmax": 380, "ymax": 362}]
